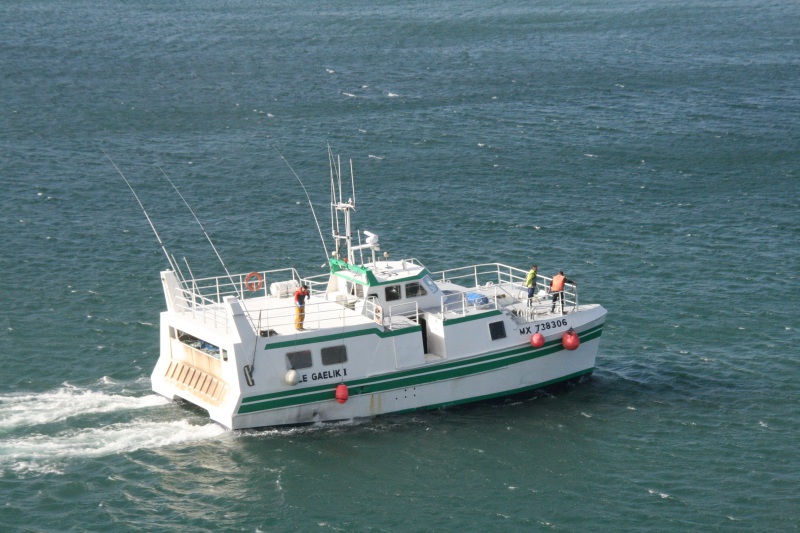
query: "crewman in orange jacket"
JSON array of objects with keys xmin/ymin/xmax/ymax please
[{"xmin": 550, "ymin": 271, "xmax": 575, "ymax": 314}]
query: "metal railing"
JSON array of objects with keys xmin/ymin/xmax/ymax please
[
  {"xmin": 172, "ymin": 287, "xmax": 230, "ymax": 331},
  {"xmin": 170, "ymin": 268, "xmax": 304, "ymax": 332},
  {"xmin": 169, "ymin": 263, "xmax": 580, "ymax": 334},
  {"xmin": 181, "ymin": 267, "xmax": 305, "ymax": 303},
  {"xmin": 242, "ymin": 294, "xmax": 418, "ymax": 333},
  {"xmin": 432, "ymin": 262, "xmax": 578, "ymax": 315},
  {"xmin": 248, "ymin": 299, "xmax": 355, "ymax": 333},
  {"xmin": 433, "ymin": 262, "xmax": 527, "ymax": 288},
  {"xmin": 439, "ymin": 290, "xmax": 497, "ymax": 316}
]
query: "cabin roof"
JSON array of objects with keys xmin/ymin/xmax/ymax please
[{"xmin": 329, "ymin": 257, "xmax": 430, "ymax": 287}]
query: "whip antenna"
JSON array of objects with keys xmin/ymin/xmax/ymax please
[
  {"xmin": 103, "ymin": 150, "xmax": 177, "ymax": 272},
  {"xmin": 273, "ymin": 146, "xmax": 330, "ymax": 260},
  {"xmin": 157, "ymin": 167, "xmax": 240, "ymax": 297}
]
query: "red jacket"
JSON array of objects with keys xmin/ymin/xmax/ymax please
[{"xmin": 294, "ymin": 287, "xmax": 309, "ymax": 307}]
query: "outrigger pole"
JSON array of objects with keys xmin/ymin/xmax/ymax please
[
  {"xmin": 103, "ymin": 150, "xmax": 178, "ymax": 274},
  {"xmin": 273, "ymin": 146, "xmax": 330, "ymax": 262},
  {"xmin": 157, "ymin": 166, "xmax": 239, "ymax": 297}
]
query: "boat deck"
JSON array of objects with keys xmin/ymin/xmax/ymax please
[
  {"xmin": 435, "ymin": 280, "xmax": 572, "ymax": 322},
  {"xmin": 165, "ymin": 262, "xmax": 579, "ymax": 338},
  {"xmin": 238, "ymin": 295, "xmax": 380, "ymax": 337}
]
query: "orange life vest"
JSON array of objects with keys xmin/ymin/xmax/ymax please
[{"xmin": 551, "ymin": 274, "xmax": 566, "ymax": 292}]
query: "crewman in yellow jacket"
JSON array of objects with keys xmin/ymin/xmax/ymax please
[{"xmin": 524, "ymin": 265, "xmax": 538, "ymax": 306}]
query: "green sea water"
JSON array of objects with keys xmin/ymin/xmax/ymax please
[{"xmin": 1, "ymin": 0, "xmax": 798, "ymax": 530}]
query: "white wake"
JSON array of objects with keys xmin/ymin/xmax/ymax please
[
  {"xmin": 0, "ymin": 385, "xmax": 169, "ymax": 429},
  {"xmin": 0, "ymin": 384, "xmax": 228, "ymax": 475},
  {"xmin": 0, "ymin": 419, "xmax": 226, "ymax": 475}
]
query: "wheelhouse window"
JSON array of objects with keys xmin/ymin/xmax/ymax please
[
  {"xmin": 488, "ymin": 321, "xmax": 506, "ymax": 340},
  {"xmin": 347, "ymin": 281, "xmax": 365, "ymax": 298},
  {"xmin": 321, "ymin": 345, "xmax": 348, "ymax": 365},
  {"xmin": 385, "ymin": 285, "xmax": 401, "ymax": 301},
  {"xmin": 422, "ymin": 275, "xmax": 438, "ymax": 294},
  {"xmin": 405, "ymin": 281, "xmax": 428, "ymax": 298},
  {"xmin": 286, "ymin": 350, "xmax": 312, "ymax": 369}
]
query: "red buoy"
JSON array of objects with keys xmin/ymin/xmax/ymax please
[
  {"xmin": 562, "ymin": 329, "xmax": 580, "ymax": 351},
  {"xmin": 335, "ymin": 383, "xmax": 349, "ymax": 404},
  {"xmin": 530, "ymin": 333, "xmax": 545, "ymax": 348}
]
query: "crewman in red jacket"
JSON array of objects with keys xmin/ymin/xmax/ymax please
[{"xmin": 294, "ymin": 284, "xmax": 310, "ymax": 330}]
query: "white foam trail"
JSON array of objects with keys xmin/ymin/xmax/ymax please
[
  {"xmin": 0, "ymin": 420, "xmax": 226, "ymax": 475},
  {"xmin": 0, "ymin": 387, "xmax": 169, "ymax": 429}
]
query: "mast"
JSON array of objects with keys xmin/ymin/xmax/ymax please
[
  {"xmin": 329, "ymin": 150, "xmax": 356, "ymax": 263},
  {"xmin": 329, "ymin": 151, "xmax": 379, "ymax": 266}
]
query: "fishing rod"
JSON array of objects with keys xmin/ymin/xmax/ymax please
[
  {"xmin": 273, "ymin": 146, "xmax": 330, "ymax": 261},
  {"xmin": 103, "ymin": 150, "xmax": 178, "ymax": 273},
  {"xmin": 157, "ymin": 166, "xmax": 240, "ymax": 297}
]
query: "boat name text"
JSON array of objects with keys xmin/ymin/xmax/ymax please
[
  {"xmin": 519, "ymin": 319, "xmax": 568, "ymax": 335},
  {"xmin": 298, "ymin": 368, "xmax": 348, "ymax": 383}
]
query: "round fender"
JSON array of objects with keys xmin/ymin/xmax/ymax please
[
  {"xmin": 335, "ymin": 383, "xmax": 349, "ymax": 404},
  {"xmin": 562, "ymin": 329, "xmax": 580, "ymax": 351},
  {"xmin": 530, "ymin": 332, "xmax": 545, "ymax": 348}
]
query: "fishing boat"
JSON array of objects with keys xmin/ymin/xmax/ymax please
[{"xmin": 149, "ymin": 153, "xmax": 607, "ymax": 429}]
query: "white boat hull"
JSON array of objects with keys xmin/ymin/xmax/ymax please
[
  {"xmin": 151, "ymin": 291, "xmax": 605, "ymax": 430},
  {"xmin": 230, "ymin": 334, "xmax": 601, "ymax": 430}
]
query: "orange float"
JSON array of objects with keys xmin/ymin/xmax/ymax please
[
  {"xmin": 562, "ymin": 329, "xmax": 580, "ymax": 351},
  {"xmin": 530, "ymin": 332, "xmax": 545, "ymax": 348},
  {"xmin": 335, "ymin": 383, "xmax": 349, "ymax": 404}
]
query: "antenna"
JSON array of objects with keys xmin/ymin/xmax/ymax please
[
  {"xmin": 350, "ymin": 158, "xmax": 356, "ymax": 206},
  {"xmin": 328, "ymin": 146, "xmax": 341, "ymax": 256},
  {"xmin": 273, "ymin": 146, "xmax": 330, "ymax": 260},
  {"xmin": 158, "ymin": 166, "xmax": 239, "ymax": 296},
  {"xmin": 327, "ymin": 148, "xmax": 364, "ymax": 264},
  {"xmin": 337, "ymin": 154, "xmax": 343, "ymax": 209},
  {"xmin": 103, "ymin": 150, "xmax": 177, "ymax": 272}
]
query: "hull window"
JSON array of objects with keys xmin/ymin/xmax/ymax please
[
  {"xmin": 321, "ymin": 345, "xmax": 348, "ymax": 365},
  {"xmin": 489, "ymin": 321, "xmax": 507, "ymax": 340},
  {"xmin": 287, "ymin": 350, "xmax": 312, "ymax": 370}
]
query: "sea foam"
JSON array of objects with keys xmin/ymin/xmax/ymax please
[
  {"xmin": 0, "ymin": 419, "xmax": 226, "ymax": 476},
  {"xmin": 0, "ymin": 385, "xmax": 169, "ymax": 429}
]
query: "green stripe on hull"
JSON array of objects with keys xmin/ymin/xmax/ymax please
[{"xmin": 238, "ymin": 323, "xmax": 604, "ymax": 415}]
